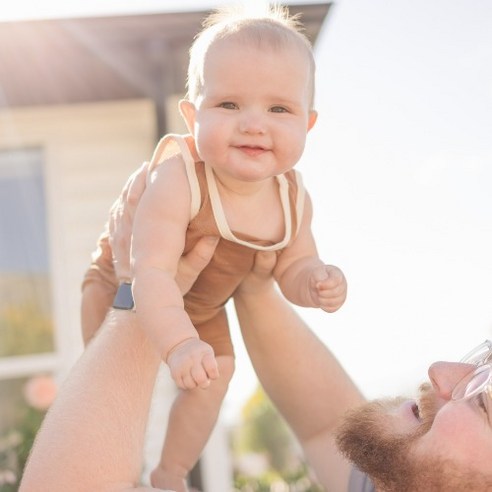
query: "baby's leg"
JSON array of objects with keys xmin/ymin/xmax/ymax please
[{"xmin": 150, "ymin": 354, "xmax": 235, "ymax": 492}]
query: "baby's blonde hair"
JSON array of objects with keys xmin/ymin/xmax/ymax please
[{"xmin": 186, "ymin": 3, "xmax": 316, "ymax": 108}]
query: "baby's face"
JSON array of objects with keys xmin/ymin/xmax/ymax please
[{"xmin": 180, "ymin": 38, "xmax": 317, "ymax": 186}]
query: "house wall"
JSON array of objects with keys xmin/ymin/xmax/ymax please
[
  {"xmin": 0, "ymin": 97, "xmax": 232, "ymax": 490},
  {"xmin": 0, "ymin": 99, "xmax": 157, "ymax": 371}
]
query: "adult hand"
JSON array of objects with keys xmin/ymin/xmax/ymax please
[
  {"xmin": 108, "ymin": 161, "xmax": 218, "ymax": 294},
  {"xmin": 235, "ymin": 251, "xmax": 277, "ymax": 297},
  {"xmin": 108, "ymin": 161, "xmax": 148, "ymax": 282}
]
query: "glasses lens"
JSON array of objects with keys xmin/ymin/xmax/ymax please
[
  {"xmin": 461, "ymin": 340, "xmax": 492, "ymax": 366},
  {"xmin": 452, "ymin": 364, "xmax": 491, "ymax": 401}
]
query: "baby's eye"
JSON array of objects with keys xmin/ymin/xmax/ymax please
[
  {"xmin": 270, "ymin": 106, "xmax": 288, "ymax": 113},
  {"xmin": 219, "ymin": 102, "xmax": 238, "ymax": 110}
]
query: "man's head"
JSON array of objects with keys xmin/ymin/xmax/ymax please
[{"xmin": 336, "ymin": 342, "xmax": 492, "ymax": 491}]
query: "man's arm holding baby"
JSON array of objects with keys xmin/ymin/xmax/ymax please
[
  {"xmin": 235, "ymin": 252, "xmax": 363, "ymax": 491},
  {"xmin": 274, "ymin": 192, "xmax": 347, "ymax": 312},
  {"xmin": 81, "ymin": 161, "xmax": 148, "ymax": 345},
  {"xmin": 20, "ymin": 192, "xmax": 219, "ymax": 492}
]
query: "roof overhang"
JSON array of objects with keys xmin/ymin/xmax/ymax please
[{"xmin": 0, "ymin": 4, "xmax": 332, "ymax": 109}]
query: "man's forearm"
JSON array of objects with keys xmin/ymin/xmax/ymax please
[
  {"xmin": 20, "ymin": 311, "xmax": 161, "ymax": 492},
  {"xmin": 234, "ymin": 288, "xmax": 364, "ymax": 490},
  {"xmin": 81, "ymin": 230, "xmax": 118, "ymax": 345},
  {"xmin": 81, "ymin": 279, "xmax": 117, "ymax": 344}
]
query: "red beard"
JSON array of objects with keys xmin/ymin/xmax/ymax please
[{"xmin": 334, "ymin": 383, "xmax": 492, "ymax": 491}]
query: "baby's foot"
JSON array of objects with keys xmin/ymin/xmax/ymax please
[{"xmin": 150, "ymin": 466, "xmax": 189, "ymax": 492}]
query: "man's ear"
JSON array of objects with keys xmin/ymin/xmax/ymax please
[
  {"xmin": 179, "ymin": 99, "xmax": 196, "ymax": 135},
  {"xmin": 307, "ymin": 110, "xmax": 318, "ymax": 132}
]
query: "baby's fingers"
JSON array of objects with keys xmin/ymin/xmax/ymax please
[
  {"xmin": 316, "ymin": 279, "xmax": 346, "ymax": 297},
  {"xmin": 187, "ymin": 354, "xmax": 219, "ymax": 389},
  {"xmin": 181, "ymin": 373, "xmax": 199, "ymax": 390},
  {"xmin": 315, "ymin": 266, "xmax": 344, "ymax": 288},
  {"xmin": 318, "ymin": 288, "xmax": 346, "ymax": 312},
  {"xmin": 202, "ymin": 352, "xmax": 220, "ymax": 381}
]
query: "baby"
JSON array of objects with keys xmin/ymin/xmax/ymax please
[{"xmin": 86, "ymin": 5, "xmax": 347, "ymax": 491}]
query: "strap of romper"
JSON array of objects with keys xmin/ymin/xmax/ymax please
[
  {"xmin": 293, "ymin": 169, "xmax": 305, "ymax": 236},
  {"xmin": 205, "ymin": 163, "xmax": 305, "ymax": 251},
  {"xmin": 146, "ymin": 134, "xmax": 201, "ymax": 220}
]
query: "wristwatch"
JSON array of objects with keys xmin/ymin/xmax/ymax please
[{"xmin": 112, "ymin": 282, "xmax": 135, "ymax": 310}]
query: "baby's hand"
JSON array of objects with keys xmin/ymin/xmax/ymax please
[
  {"xmin": 166, "ymin": 338, "xmax": 219, "ymax": 390},
  {"xmin": 309, "ymin": 265, "xmax": 347, "ymax": 313}
]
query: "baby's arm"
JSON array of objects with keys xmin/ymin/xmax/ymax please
[
  {"xmin": 131, "ymin": 157, "xmax": 218, "ymax": 389},
  {"xmin": 274, "ymin": 192, "xmax": 347, "ymax": 312}
]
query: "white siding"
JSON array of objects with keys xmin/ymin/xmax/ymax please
[
  {"xmin": 0, "ymin": 99, "xmax": 157, "ymax": 374},
  {"xmin": 0, "ymin": 98, "xmax": 232, "ymax": 490}
]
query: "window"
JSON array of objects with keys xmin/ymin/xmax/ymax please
[
  {"xmin": 0, "ymin": 148, "xmax": 54, "ymax": 357},
  {"xmin": 0, "ymin": 148, "xmax": 56, "ymax": 489}
]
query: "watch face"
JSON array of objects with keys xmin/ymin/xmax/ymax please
[{"xmin": 113, "ymin": 283, "xmax": 134, "ymax": 310}]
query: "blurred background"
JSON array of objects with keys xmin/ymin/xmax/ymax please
[{"xmin": 1, "ymin": 0, "xmax": 491, "ymax": 490}]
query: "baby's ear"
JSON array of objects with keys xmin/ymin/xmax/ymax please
[
  {"xmin": 179, "ymin": 100, "xmax": 197, "ymax": 135},
  {"xmin": 307, "ymin": 110, "xmax": 318, "ymax": 132}
]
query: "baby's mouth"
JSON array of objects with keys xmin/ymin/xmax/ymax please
[{"xmin": 237, "ymin": 145, "xmax": 267, "ymax": 157}]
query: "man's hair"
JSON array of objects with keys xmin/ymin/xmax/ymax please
[{"xmin": 186, "ymin": 3, "xmax": 316, "ymax": 108}]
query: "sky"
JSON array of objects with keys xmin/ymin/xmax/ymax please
[
  {"xmin": 0, "ymin": 0, "xmax": 320, "ymax": 21},
  {"xmin": 229, "ymin": 0, "xmax": 492, "ymax": 420},
  {"xmin": 2, "ymin": 0, "xmax": 491, "ymax": 423}
]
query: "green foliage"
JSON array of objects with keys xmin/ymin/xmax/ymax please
[
  {"xmin": 237, "ymin": 387, "xmax": 292, "ymax": 473},
  {"xmin": 232, "ymin": 386, "xmax": 323, "ymax": 491},
  {"xmin": 0, "ymin": 399, "xmax": 46, "ymax": 491},
  {"xmin": 0, "ymin": 301, "xmax": 54, "ymax": 356},
  {"xmin": 234, "ymin": 470, "xmax": 282, "ymax": 492},
  {"xmin": 234, "ymin": 465, "xmax": 323, "ymax": 491}
]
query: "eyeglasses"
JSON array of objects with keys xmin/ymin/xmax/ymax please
[
  {"xmin": 459, "ymin": 340, "xmax": 492, "ymax": 366},
  {"xmin": 452, "ymin": 340, "xmax": 492, "ymax": 407}
]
